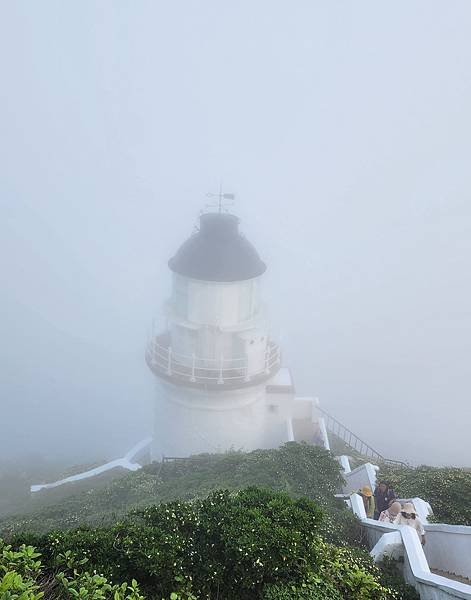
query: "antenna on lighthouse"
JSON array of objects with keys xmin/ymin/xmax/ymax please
[{"xmin": 206, "ymin": 183, "xmax": 235, "ymax": 213}]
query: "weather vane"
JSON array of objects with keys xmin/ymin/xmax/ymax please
[{"xmin": 206, "ymin": 183, "xmax": 235, "ymax": 213}]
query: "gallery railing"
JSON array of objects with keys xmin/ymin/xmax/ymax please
[{"xmin": 146, "ymin": 335, "xmax": 281, "ymax": 386}]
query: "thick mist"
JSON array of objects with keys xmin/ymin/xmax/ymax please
[{"xmin": 1, "ymin": 1, "xmax": 470, "ymax": 467}]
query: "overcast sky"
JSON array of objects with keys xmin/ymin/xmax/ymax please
[{"xmin": 1, "ymin": 1, "xmax": 470, "ymax": 467}]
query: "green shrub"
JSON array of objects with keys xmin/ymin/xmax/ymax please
[
  {"xmin": 11, "ymin": 487, "xmax": 411, "ymax": 600},
  {"xmin": 20, "ymin": 488, "xmax": 321, "ymax": 599},
  {"xmin": 0, "ymin": 539, "xmax": 147, "ymax": 600},
  {"xmin": 263, "ymin": 577, "xmax": 343, "ymax": 599},
  {"xmin": 0, "ymin": 540, "xmax": 43, "ymax": 599}
]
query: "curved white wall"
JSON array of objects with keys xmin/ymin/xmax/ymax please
[{"xmin": 152, "ymin": 380, "xmax": 285, "ymax": 459}]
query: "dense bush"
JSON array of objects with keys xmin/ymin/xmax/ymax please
[
  {"xmin": 379, "ymin": 464, "xmax": 471, "ymax": 525},
  {"xmin": 10, "ymin": 487, "xmax": 415, "ymax": 600},
  {"xmin": 0, "ymin": 540, "xmax": 147, "ymax": 599},
  {"xmin": 263, "ymin": 576, "xmax": 344, "ymax": 599}
]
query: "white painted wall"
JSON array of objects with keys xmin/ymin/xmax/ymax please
[
  {"xmin": 152, "ymin": 379, "xmax": 289, "ymax": 459},
  {"xmin": 370, "ymin": 530, "xmax": 404, "ymax": 561},
  {"xmin": 350, "ymin": 492, "xmax": 367, "ymax": 519},
  {"xmin": 349, "ymin": 495, "xmax": 471, "ymax": 599},
  {"xmin": 338, "ymin": 455, "xmax": 351, "ymax": 474},
  {"xmin": 318, "ymin": 417, "xmax": 330, "ymax": 450},
  {"xmin": 31, "ymin": 437, "xmax": 152, "ymax": 493},
  {"xmin": 424, "ymin": 524, "xmax": 471, "ymax": 580},
  {"xmin": 342, "ymin": 462, "xmax": 378, "ymax": 495}
]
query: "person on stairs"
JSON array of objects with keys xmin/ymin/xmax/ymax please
[
  {"xmin": 394, "ymin": 502, "xmax": 426, "ymax": 545},
  {"xmin": 359, "ymin": 486, "xmax": 376, "ymax": 518},
  {"xmin": 378, "ymin": 501, "xmax": 402, "ymax": 523},
  {"xmin": 374, "ymin": 480, "xmax": 397, "ymax": 520}
]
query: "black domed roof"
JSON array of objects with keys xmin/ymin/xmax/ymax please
[{"xmin": 168, "ymin": 213, "xmax": 266, "ymax": 282}]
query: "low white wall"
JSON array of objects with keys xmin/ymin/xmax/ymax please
[
  {"xmin": 342, "ymin": 462, "xmax": 377, "ymax": 495},
  {"xmin": 31, "ymin": 437, "xmax": 152, "ymax": 493},
  {"xmin": 350, "ymin": 495, "xmax": 471, "ymax": 599},
  {"xmin": 424, "ymin": 524, "xmax": 471, "ymax": 580},
  {"xmin": 318, "ymin": 416, "xmax": 330, "ymax": 450},
  {"xmin": 338, "ymin": 455, "xmax": 351, "ymax": 474}
]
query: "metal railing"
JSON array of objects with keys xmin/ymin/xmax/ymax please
[
  {"xmin": 318, "ymin": 407, "xmax": 407, "ymax": 467},
  {"xmin": 146, "ymin": 335, "xmax": 281, "ymax": 386}
]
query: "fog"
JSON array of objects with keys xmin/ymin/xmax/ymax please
[{"xmin": 1, "ymin": 1, "xmax": 470, "ymax": 468}]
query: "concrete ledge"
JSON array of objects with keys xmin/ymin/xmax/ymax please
[
  {"xmin": 426, "ymin": 524, "xmax": 471, "ymax": 535},
  {"xmin": 424, "ymin": 524, "xmax": 471, "ymax": 581},
  {"xmin": 370, "ymin": 531, "xmax": 403, "ymax": 562},
  {"xmin": 342, "ymin": 462, "xmax": 378, "ymax": 495},
  {"xmin": 361, "ymin": 516, "xmax": 471, "ymax": 599}
]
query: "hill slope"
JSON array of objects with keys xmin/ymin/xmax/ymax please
[{"xmin": 1, "ymin": 443, "xmax": 357, "ymax": 544}]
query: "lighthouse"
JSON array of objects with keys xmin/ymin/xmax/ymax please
[{"xmin": 146, "ymin": 208, "xmax": 326, "ymax": 459}]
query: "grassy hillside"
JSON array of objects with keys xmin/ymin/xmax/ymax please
[
  {"xmin": 0, "ymin": 459, "xmax": 130, "ymax": 519},
  {"xmin": 1, "ymin": 443, "xmax": 359, "ymax": 544},
  {"xmin": 1, "ymin": 443, "xmax": 420, "ymax": 599}
]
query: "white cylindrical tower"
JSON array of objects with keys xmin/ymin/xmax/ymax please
[{"xmin": 146, "ymin": 211, "xmax": 282, "ymax": 459}]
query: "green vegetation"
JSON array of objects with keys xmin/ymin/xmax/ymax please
[
  {"xmin": 0, "ymin": 459, "xmax": 128, "ymax": 519},
  {"xmin": 379, "ymin": 464, "xmax": 471, "ymax": 526},
  {"xmin": 0, "ymin": 539, "xmax": 145, "ymax": 599},
  {"xmin": 1, "ymin": 444, "xmax": 420, "ymax": 599},
  {"xmin": 1, "ymin": 444, "xmax": 360, "ymax": 546},
  {"xmin": 6, "ymin": 487, "xmax": 417, "ymax": 600}
]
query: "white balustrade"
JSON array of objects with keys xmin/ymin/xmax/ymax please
[{"xmin": 146, "ymin": 336, "xmax": 281, "ymax": 385}]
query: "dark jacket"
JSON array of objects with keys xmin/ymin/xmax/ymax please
[{"xmin": 374, "ymin": 487, "xmax": 397, "ymax": 514}]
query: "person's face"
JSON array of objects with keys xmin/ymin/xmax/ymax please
[{"xmin": 379, "ymin": 483, "xmax": 387, "ymax": 493}]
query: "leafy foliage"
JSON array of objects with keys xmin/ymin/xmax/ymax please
[
  {"xmin": 0, "ymin": 540, "xmax": 149, "ymax": 600},
  {"xmin": 379, "ymin": 464, "xmax": 471, "ymax": 525},
  {"xmin": 9, "ymin": 487, "xmax": 415, "ymax": 600},
  {"xmin": 0, "ymin": 540, "xmax": 43, "ymax": 599}
]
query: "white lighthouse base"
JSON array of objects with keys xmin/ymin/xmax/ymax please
[{"xmin": 152, "ymin": 368, "xmax": 324, "ymax": 460}]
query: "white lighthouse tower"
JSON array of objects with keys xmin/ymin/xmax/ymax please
[{"xmin": 146, "ymin": 208, "xmax": 325, "ymax": 459}]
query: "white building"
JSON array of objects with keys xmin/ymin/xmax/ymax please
[{"xmin": 146, "ymin": 210, "xmax": 325, "ymax": 459}]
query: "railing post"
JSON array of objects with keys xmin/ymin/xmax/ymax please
[
  {"xmin": 190, "ymin": 353, "xmax": 196, "ymax": 382},
  {"xmin": 218, "ymin": 355, "xmax": 224, "ymax": 384},
  {"xmin": 167, "ymin": 347, "xmax": 172, "ymax": 375}
]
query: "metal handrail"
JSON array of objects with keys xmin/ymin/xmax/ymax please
[
  {"xmin": 149, "ymin": 338, "xmax": 254, "ymax": 367},
  {"xmin": 318, "ymin": 407, "xmax": 407, "ymax": 467},
  {"xmin": 146, "ymin": 335, "xmax": 281, "ymax": 385}
]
